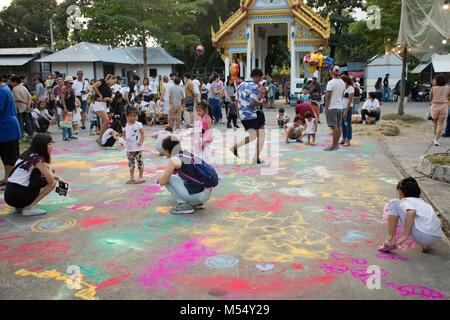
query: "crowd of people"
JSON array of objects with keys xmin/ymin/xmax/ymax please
[{"xmin": 0, "ymin": 66, "xmax": 447, "ymax": 252}]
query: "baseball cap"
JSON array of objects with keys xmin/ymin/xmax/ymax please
[{"xmin": 332, "ymin": 66, "xmax": 340, "ymax": 75}]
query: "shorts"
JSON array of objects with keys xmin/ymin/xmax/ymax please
[
  {"xmin": 127, "ymin": 151, "xmax": 144, "ymax": 170},
  {"xmin": 326, "ymin": 109, "xmax": 342, "ymax": 128},
  {"xmin": 102, "ymin": 136, "xmax": 116, "ymax": 147},
  {"xmin": 80, "ymin": 100, "xmax": 87, "ymax": 112},
  {"xmin": 241, "ymin": 115, "xmax": 264, "ymax": 131},
  {"xmin": 185, "ymin": 101, "xmax": 194, "ymax": 112},
  {"xmin": 0, "ymin": 139, "xmax": 20, "ymax": 166},
  {"xmin": 431, "ymin": 103, "xmax": 448, "ymax": 119},
  {"xmin": 169, "ymin": 103, "xmax": 182, "ymax": 120},
  {"xmin": 4, "ymin": 182, "xmax": 40, "ymax": 208},
  {"xmin": 256, "ymin": 109, "xmax": 266, "ymax": 126},
  {"xmin": 93, "ymin": 101, "xmax": 107, "ymax": 113}
]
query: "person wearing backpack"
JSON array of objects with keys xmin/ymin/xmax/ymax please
[{"xmin": 157, "ymin": 136, "xmax": 218, "ymax": 214}]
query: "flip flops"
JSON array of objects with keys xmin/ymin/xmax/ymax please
[
  {"xmin": 134, "ymin": 179, "xmax": 146, "ymax": 184},
  {"xmin": 378, "ymin": 242, "xmax": 397, "ymax": 253},
  {"xmin": 126, "ymin": 179, "xmax": 135, "ymax": 184}
]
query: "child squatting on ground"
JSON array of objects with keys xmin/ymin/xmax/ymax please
[
  {"xmin": 284, "ymin": 116, "xmax": 305, "ymax": 143},
  {"xmin": 124, "ymin": 107, "xmax": 145, "ymax": 184},
  {"xmin": 100, "ymin": 118, "xmax": 124, "ymax": 148},
  {"xmin": 379, "ymin": 177, "xmax": 443, "ymax": 253},
  {"xmin": 277, "ymin": 108, "xmax": 290, "ymax": 128}
]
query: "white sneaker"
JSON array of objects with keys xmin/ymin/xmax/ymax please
[
  {"xmin": 21, "ymin": 206, "xmax": 47, "ymax": 216},
  {"xmin": 362, "ymin": 120, "xmax": 366, "ymax": 125},
  {"xmin": 434, "ymin": 140, "xmax": 440, "ymax": 146}
]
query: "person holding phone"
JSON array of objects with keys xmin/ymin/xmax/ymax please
[{"xmin": 4, "ymin": 134, "xmax": 65, "ymax": 216}]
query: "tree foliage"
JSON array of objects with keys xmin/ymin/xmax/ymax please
[
  {"xmin": 163, "ymin": 0, "xmax": 241, "ymax": 75},
  {"xmin": 306, "ymin": 0, "xmax": 363, "ymax": 63},
  {"xmin": 0, "ymin": 0, "xmax": 59, "ymax": 48},
  {"xmin": 78, "ymin": 0, "xmax": 212, "ymax": 77}
]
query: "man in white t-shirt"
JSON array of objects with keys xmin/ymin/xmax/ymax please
[
  {"xmin": 324, "ymin": 65, "xmax": 346, "ymax": 151},
  {"xmin": 361, "ymin": 92, "xmax": 381, "ymax": 125},
  {"xmin": 192, "ymin": 75, "xmax": 201, "ymax": 102},
  {"xmin": 73, "ymin": 70, "xmax": 90, "ymax": 129}
]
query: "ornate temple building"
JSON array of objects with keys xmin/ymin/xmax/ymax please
[{"xmin": 211, "ymin": 0, "xmax": 330, "ymax": 86}]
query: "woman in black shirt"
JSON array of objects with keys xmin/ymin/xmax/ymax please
[{"xmin": 92, "ymin": 74, "xmax": 116, "ymax": 144}]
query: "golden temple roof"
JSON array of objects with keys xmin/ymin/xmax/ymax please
[{"xmin": 211, "ymin": 0, "xmax": 330, "ymax": 46}]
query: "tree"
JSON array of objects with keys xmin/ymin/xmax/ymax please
[
  {"xmin": 79, "ymin": 0, "xmax": 212, "ymax": 78},
  {"xmin": 306, "ymin": 0, "xmax": 364, "ymax": 62},
  {"xmin": 0, "ymin": 0, "xmax": 59, "ymax": 48},
  {"xmin": 265, "ymin": 36, "xmax": 290, "ymax": 76},
  {"xmin": 163, "ymin": 0, "xmax": 241, "ymax": 75}
]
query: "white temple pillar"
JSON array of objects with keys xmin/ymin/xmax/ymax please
[
  {"xmin": 240, "ymin": 59, "xmax": 244, "ymax": 77},
  {"xmin": 224, "ymin": 56, "xmax": 230, "ymax": 80},
  {"xmin": 290, "ymin": 27, "xmax": 296, "ymax": 91},
  {"xmin": 246, "ymin": 26, "xmax": 251, "ymax": 79}
]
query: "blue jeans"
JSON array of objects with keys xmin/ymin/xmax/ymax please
[
  {"xmin": 342, "ymin": 107, "xmax": 353, "ymax": 141},
  {"xmin": 165, "ymin": 175, "xmax": 211, "ymax": 205},
  {"xmin": 361, "ymin": 109, "xmax": 381, "ymax": 122},
  {"xmin": 209, "ymin": 98, "xmax": 222, "ymax": 122},
  {"xmin": 382, "ymin": 87, "xmax": 391, "ymax": 102}
]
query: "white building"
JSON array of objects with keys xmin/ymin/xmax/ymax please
[
  {"xmin": 36, "ymin": 42, "xmax": 184, "ymax": 82},
  {"xmin": 365, "ymin": 53, "xmax": 405, "ymax": 92}
]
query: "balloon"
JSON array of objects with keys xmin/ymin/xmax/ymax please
[
  {"xmin": 196, "ymin": 45, "xmax": 204, "ymax": 55},
  {"xmin": 320, "ymin": 56, "xmax": 335, "ymax": 71}
]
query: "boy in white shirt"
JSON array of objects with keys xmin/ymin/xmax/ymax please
[
  {"xmin": 361, "ymin": 92, "xmax": 381, "ymax": 125},
  {"xmin": 124, "ymin": 107, "xmax": 145, "ymax": 184},
  {"xmin": 283, "ymin": 116, "xmax": 305, "ymax": 143}
]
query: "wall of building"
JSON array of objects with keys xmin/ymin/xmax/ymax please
[
  {"xmin": 51, "ymin": 62, "xmax": 95, "ymax": 79},
  {"xmin": 365, "ymin": 54, "xmax": 403, "ymax": 93}
]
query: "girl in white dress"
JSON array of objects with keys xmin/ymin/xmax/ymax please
[{"xmin": 304, "ymin": 111, "xmax": 317, "ymax": 145}]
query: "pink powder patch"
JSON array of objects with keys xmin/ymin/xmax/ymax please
[
  {"xmin": 138, "ymin": 237, "xmax": 215, "ymax": 294},
  {"xmin": 79, "ymin": 217, "xmax": 117, "ymax": 229}
]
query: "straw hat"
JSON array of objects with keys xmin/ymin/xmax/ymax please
[{"xmin": 64, "ymin": 76, "xmax": 74, "ymax": 83}]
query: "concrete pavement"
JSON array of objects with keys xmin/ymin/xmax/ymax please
[{"xmin": 0, "ymin": 102, "xmax": 449, "ymax": 300}]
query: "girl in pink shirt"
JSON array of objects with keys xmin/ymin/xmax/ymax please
[
  {"xmin": 430, "ymin": 75, "xmax": 450, "ymax": 146},
  {"xmin": 194, "ymin": 102, "xmax": 213, "ymax": 164}
]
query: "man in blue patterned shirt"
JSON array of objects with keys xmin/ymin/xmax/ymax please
[{"xmin": 230, "ymin": 68, "xmax": 266, "ymax": 165}]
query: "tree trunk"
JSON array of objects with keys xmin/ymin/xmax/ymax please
[
  {"xmin": 142, "ymin": 36, "xmax": 148, "ymax": 79},
  {"xmin": 398, "ymin": 45, "xmax": 407, "ymax": 116}
]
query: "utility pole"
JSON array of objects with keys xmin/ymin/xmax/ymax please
[
  {"xmin": 50, "ymin": 16, "xmax": 54, "ymax": 51},
  {"xmin": 398, "ymin": 45, "xmax": 407, "ymax": 116}
]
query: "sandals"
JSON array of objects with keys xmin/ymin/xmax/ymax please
[
  {"xmin": 134, "ymin": 179, "xmax": 146, "ymax": 184},
  {"xmin": 343, "ymin": 142, "xmax": 351, "ymax": 147},
  {"xmin": 378, "ymin": 242, "xmax": 397, "ymax": 253},
  {"xmin": 126, "ymin": 179, "xmax": 135, "ymax": 184}
]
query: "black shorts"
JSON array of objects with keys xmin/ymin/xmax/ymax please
[
  {"xmin": 102, "ymin": 136, "xmax": 116, "ymax": 148},
  {"xmin": 4, "ymin": 182, "xmax": 40, "ymax": 208},
  {"xmin": 0, "ymin": 139, "xmax": 20, "ymax": 166},
  {"xmin": 256, "ymin": 109, "xmax": 266, "ymax": 126},
  {"xmin": 241, "ymin": 117, "xmax": 264, "ymax": 131}
]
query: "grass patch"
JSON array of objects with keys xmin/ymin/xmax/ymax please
[
  {"xmin": 381, "ymin": 113, "xmax": 425, "ymax": 123},
  {"xmin": 425, "ymin": 153, "xmax": 450, "ymax": 165}
]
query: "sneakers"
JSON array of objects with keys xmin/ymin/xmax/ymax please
[
  {"xmin": 170, "ymin": 203, "xmax": 194, "ymax": 214},
  {"xmin": 62, "ymin": 137, "xmax": 70, "ymax": 141},
  {"xmin": 21, "ymin": 206, "xmax": 47, "ymax": 216},
  {"xmin": 362, "ymin": 120, "xmax": 367, "ymax": 125},
  {"xmin": 434, "ymin": 140, "xmax": 441, "ymax": 146},
  {"xmin": 69, "ymin": 136, "xmax": 78, "ymax": 140}
]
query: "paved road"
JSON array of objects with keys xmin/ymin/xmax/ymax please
[{"xmin": 1, "ymin": 104, "xmax": 449, "ymax": 300}]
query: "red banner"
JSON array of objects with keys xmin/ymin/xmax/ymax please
[{"xmin": 349, "ymin": 71, "xmax": 365, "ymax": 78}]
